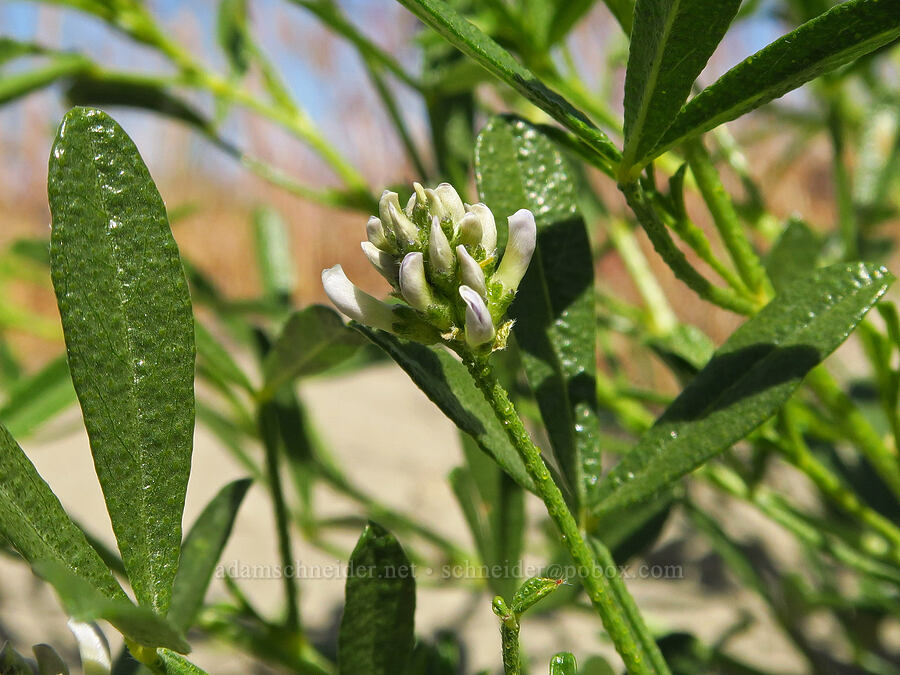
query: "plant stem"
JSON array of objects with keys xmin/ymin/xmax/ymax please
[
  {"xmin": 620, "ymin": 181, "xmax": 756, "ymax": 315},
  {"xmin": 464, "ymin": 356, "xmax": 669, "ymax": 675},
  {"xmin": 683, "ymin": 138, "xmax": 771, "ymax": 300},
  {"xmin": 259, "ymin": 403, "xmax": 302, "ymax": 632}
]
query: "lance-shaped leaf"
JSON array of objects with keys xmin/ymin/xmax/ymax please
[
  {"xmin": 621, "ymin": 0, "xmax": 741, "ymax": 174},
  {"xmin": 593, "ymin": 262, "xmax": 894, "ymax": 515},
  {"xmin": 0, "ymin": 355, "xmax": 76, "ymax": 438},
  {"xmin": 48, "ymin": 108, "xmax": 195, "ymax": 614},
  {"xmin": 355, "ymin": 327, "xmax": 534, "ymax": 492},
  {"xmin": 0, "ymin": 422, "xmax": 123, "ymax": 600},
  {"xmin": 395, "ymin": 0, "xmax": 620, "ymax": 167},
  {"xmin": 476, "ymin": 116, "xmax": 599, "ymax": 510},
  {"xmin": 338, "ymin": 522, "xmax": 416, "ymax": 675},
  {"xmin": 35, "ymin": 561, "xmax": 190, "ymax": 653},
  {"xmin": 261, "ymin": 305, "xmax": 365, "ymax": 398},
  {"xmin": 0, "ymin": 55, "xmax": 89, "ymax": 107},
  {"xmin": 647, "ymin": 0, "xmax": 900, "ymax": 163},
  {"xmin": 168, "ymin": 479, "xmax": 252, "ymax": 631}
]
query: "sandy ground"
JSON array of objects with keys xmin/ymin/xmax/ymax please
[{"xmin": 0, "ymin": 363, "xmax": 811, "ymax": 674}]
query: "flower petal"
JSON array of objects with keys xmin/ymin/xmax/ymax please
[
  {"xmin": 456, "ymin": 244, "xmax": 486, "ymax": 298},
  {"xmin": 399, "ymin": 252, "xmax": 433, "ymax": 311},
  {"xmin": 435, "ymin": 182, "xmax": 466, "ymax": 223},
  {"xmin": 465, "ymin": 203, "xmax": 497, "ymax": 256},
  {"xmin": 322, "ymin": 264, "xmax": 395, "ymax": 332},
  {"xmin": 493, "ymin": 208, "xmax": 536, "ymax": 294},
  {"xmin": 429, "ymin": 216, "xmax": 455, "ymax": 276},
  {"xmin": 459, "ymin": 284, "xmax": 495, "ymax": 347},
  {"xmin": 361, "ymin": 241, "xmax": 399, "ymax": 284}
]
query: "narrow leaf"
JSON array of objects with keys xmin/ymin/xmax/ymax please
[
  {"xmin": 355, "ymin": 326, "xmax": 534, "ymax": 492},
  {"xmin": 475, "ymin": 116, "xmax": 599, "ymax": 509},
  {"xmin": 395, "ymin": 0, "xmax": 621, "ymax": 166},
  {"xmin": 648, "ymin": 0, "xmax": 900, "ymax": 163},
  {"xmin": 35, "ymin": 561, "xmax": 190, "ymax": 653},
  {"xmin": 168, "ymin": 479, "xmax": 252, "ymax": 631},
  {"xmin": 194, "ymin": 320, "xmax": 254, "ymax": 394},
  {"xmin": 0, "ymin": 422, "xmax": 123, "ymax": 599},
  {"xmin": 0, "ymin": 56, "xmax": 88, "ymax": 106},
  {"xmin": 593, "ymin": 262, "xmax": 894, "ymax": 515},
  {"xmin": 216, "ymin": 0, "xmax": 251, "ymax": 76},
  {"xmin": 338, "ymin": 522, "xmax": 416, "ymax": 675},
  {"xmin": 0, "ymin": 643, "xmax": 34, "ymax": 675},
  {"xmin": 32, "ymin": 645, "xmax": 68, "ymax": 675},
  {"xmin": 49, "ymin": 107, "xmax": 195, "ymax": 614},
  {"xmin": 549, "ymin": 652, "xmax": 578, "ymax": 675},
  {"xmin": 765, "ymin": 217, "xmax": 821, "ymax": 294},
  {"xmin": 156, "ymin": 650, "xmax": 209, "ymax": 675},
  {"xmin": 622, "ymin": 0, "xmax": 741, "ymax": 172},
  {"xmin": 0, "ymin": 355, "xmax": 76, "ymax": 438},
  {"xmin": 252, "ymin": 205, "xmax": 296, "ymax": 300},
  {"xmin": 261, "ymin": 305, "xmax": 365, "ymax": 397}
]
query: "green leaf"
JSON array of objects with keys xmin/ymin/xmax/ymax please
[
  {"xmin": 621, "ymin": 0, "xmax": 741, "ymax": 173},
  {"xmin": 475, "ymin": 116, "xmax": 599, "ymax": 510},
  {"xmin": 48, "ymin": 107, "xmax": 195, "ymax": 614},
  {"xmin": 155, "ymin": 650, "xmax": 209, "ymax": 674},
  {"xmin": 354, "ymin": 327, "xmax": 535, "ymax": 492},
  {"xmin": 0, "ymin": 355, "xmax": 76, "ymax": 438},
  {"xmin": 407, "ymin": 634, "xmax": 462, "ymax": 675},
  {"xmin": 510, "ymin": 576, "xmax": 563, "ymax": 615},
  {"xmin": 216, "ymin": 0, "xmax": 251, "ymax": 76},
  {"xmin": 35, "ymin": 561, "xmax": 190, "ymax": 653},
  {"xmin": 546, "ymin": 1, "xmax": 600, "ymax": 46},
  {"xmin": 593, "ymin": 262, "xmax": 895, "ymax": 515},
  {"xmin": 0, "ymin": 643, "xmax": 35, "ymax": 675},
  {"xmin": 579, "ymin": 657, "xmax": 616, "ymax": 675},
  {"xmin": 32, "ymin": 644, "xmax": 68, "ymax": 675},
  {"xmin": 549, "ymin": 652, "xmax": 578, "ymax": 675},
  {"xmin": 0, "ymin": 38, "xmax": 47, "ymax": 64},
  {"xmin": 765, "ymin": 217, "xmax": 821, "ymax": 294},
  {"xmin": 395, "ymin": 0, "xmax": 621, "ymax": 167},
  {"xmin": 252, "ymin": 205, "xmax": 296, "ymax": 301},
  {"xmin": 591, "ymin": 490, "xmax": 674, "ymax": 564},
  {"xmin": 649, "ymin": 0, "xmax": 900, "ymax": 162},
  {"xmin": 338, "ymin": 522, "xmax": 416, "ymax": 675},
  {"xmin": 194, "ymin": 320, "xmax": 254, "ymax": 394},
  {"xmin": 261, "ymin": 305, "xmax": 365, "ymax": 397},
  {"xmin": 168, "ymin": 479, "xmax": 252, "ymax": 632},
  {"xmin": 0, "ymin": 56, "xmax": 88, "ymax": 106},
  {"xmin": 0, "ymin": 422, "xmax": 123, "ymax": 599}
]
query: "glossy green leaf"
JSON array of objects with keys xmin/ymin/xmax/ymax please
[
  {"xmin": 475, "ymin": 116, "xmax": 599, "ymax": 510},
  {"xmin": 765, "ymin": 217, "xmax": 821, "ymax": 294},
  {"xmin": 33, "ymin": 644, "xmax": 68, "ymax": 675},
  {"xmin": 168, "ymin": 479, "xmax": 252, "ymax": 632},
  {"xmin": 579, "ymin": 657, "xmax": 616, "ymax": 675},
  {"xmin": 395, "ymin": 0, "xmax": 621, "ymax": 167},
  {"xmin": 155, "ymin": 650, "xmax": 209, "ymax": 675},
  {"xmin": 355, "ymin": 327, "xmax": 534, "ymax": 492},
  {"xmin": 261, "ymin": 305, "xmax": 365, "ymax": 397},
  {"xmin": 0, "ymin": 422, "xmax": 123, "ymax": 599},
  {"xmin": 593, "ymin": 262, "xmax": 894, "ymax": 515},
  {"xmin": 0, "ymin": 56, "xmax": 88, "ymax": 106},
  {"xmin": 621, "ymin": 0, "xmax": 741, "ymax": 173},
  {"xmin": 48, "ymin": 108, "xmax": 195, "ymax": 614},
  {"xmin": 549, "ymin": 652, "xmax": 577, "ymax": 675},
  {"xmin": 648, "ymin": 0, "xmax": 900, "ymax": 162},
  {"xmin": 601, "ymin": 0, "xmax": 634, "ymax": 34},
  {"xmin": 338, "ymin": 522, "xmax": 416, "ymax": 675},
  {"xmin": 0, "ymin": 355, "xmax": 76, "ymax": 438},
  {"xmin": 590, "ymin": 490, "xmax": 673, "ymax": 564},
  {"xmin": 35, "ymin": 561, "xmax": 190, "ymax": 653},
  {"xmin": 252, "ymin": 205, "xmax": 296, "ymax": 301}
]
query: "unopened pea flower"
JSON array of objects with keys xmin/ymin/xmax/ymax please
[{"xmin": 321, "ymin": 182, "xmax": 536, "ymax": 353}]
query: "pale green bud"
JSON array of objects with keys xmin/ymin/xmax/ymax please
[
  {"xmin": 361, "ymin": 242, "xmax": 399, "ymax": 284},
  {"xmin": 366, "ymin": 216, "xmax": 393, "ymax": 253},
  {"xmin": 435, "ymin": 182, "xmax": 466, "ymax": 224},
  {"xmin": 465, "ymin": 203, "xmax": 497, "ymax": 255},
  {"xmin": 399, "ymin": 252, "xmax": 433, "ymax": 311},
  {"xmin": 429, "ymin": 216, "xmax": 455, "ymax": 277},
  {"xmin": 457, "ymin": 212, "xmax": 482, "ymax": 247}
]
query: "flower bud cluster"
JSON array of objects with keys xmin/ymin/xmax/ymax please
[{"xmin": 322, "ymin": 182, "xmax": 536, "ymax": 352}]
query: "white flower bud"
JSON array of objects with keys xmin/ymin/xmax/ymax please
[
  {"xmin": 388, "ymin": 201, "xmax": 418, "ymax": 248},
  {"xmin": 399, "ymin": 252, "xmax": 433, "ymax": 311},
  {"xmin": 378, "ymin": 190, "xmax": 398, "ymax": 227},
  {"xmin": 322, "ymin": 265, "xmax": 396, "ymax": 332},
  {"xmin": 405, "ymin": 192, "xmax": 416, "ymax": 217},
  {"xmin": 493, "ymin": 209, "xmax": 536, "ymax": 294},
  {"xmin": 67, "ymin": 620, "xmax": 111, "ymax": 675},
  {"xmin": 413, "ymin": 182, "xmax": 428, "ymax": 212},
  {"xmin": 457, "ymin": 212, "xmax": 482, "ymax": 247},
  {"xmin": 425, "ymin": 188, "xmax": 445, "ymax": 220},
  {"xmin": 361, "ymin": 242, "xmax": 399, "ymax": 284},
  {"xmin": 459, "ymin": 285, "xmax": 495, "ymax": 347},
  {"xmin": 429, "ymin": 216, "xmax": 454, "ymax": 277},
  {"xmin": 456, "ymin": 245, "xmax": 486, "ymax": 298},
  {"xmin": 366, "ymin": 216, "xmax": 392, "ymax": 252},
  {"xmin": 435, "ymin": 182, "xmax": 466, "ymax": 224},
  {"xmin": 466, "ymin": 203, "xmax": 497, "ymax": 255}
]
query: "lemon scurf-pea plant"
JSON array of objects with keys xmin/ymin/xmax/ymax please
[{"xmin": 0, "ymin": 0, "xmax": 899, "ymax": 673}]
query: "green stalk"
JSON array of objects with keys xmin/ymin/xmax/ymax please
[
  {"xmin": 621, "ymin": 181, "xmax": 756, "ymax": 315},
  {"xmin": 464, "ymin": 356, "xmax": 669, "ymax": 675},
  {"xmin": 683, "ymin": 139, "xmax": 771, "ymax": 300},
  {"xmin": 493, "ymin": 597, "xmax": 522, "ymax": 675}
]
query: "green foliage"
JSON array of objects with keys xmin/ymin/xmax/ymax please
[
  {"xmin": 338, "ymin": 522, "xmax": 416, "ymax": 675},
  {"xmin": 48, "ymin": 108, "xmax": 195, "ymax": 615}
]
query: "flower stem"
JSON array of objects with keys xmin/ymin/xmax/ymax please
[{"xmin": 464, "ymin": 356, "xmax": 670, "ymax": 675}]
